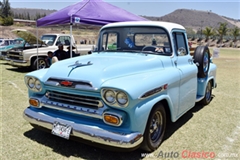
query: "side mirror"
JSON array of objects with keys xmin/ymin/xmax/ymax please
[{"xmin": 177, "ymin": 47, "xmax": 186, "ymax": 56}]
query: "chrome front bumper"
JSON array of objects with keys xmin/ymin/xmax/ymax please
[
  {"xmin": 6, "ymin": 58, "xmax": 30, "ymax": 67},
  {"xmin": 23, "ymin": 107, "xmax": 143, "ymax": 149}
]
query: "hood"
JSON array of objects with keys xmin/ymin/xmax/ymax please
[
  {"xmin": 11, "ymin": 29, "xmax": 45, "ymax": 45},
  {"xmin": 44, "ymin": 52, "xmax": 164, "ymax": 88}
]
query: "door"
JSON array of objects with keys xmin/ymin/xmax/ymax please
[{"xmin": 172, "ymin": 31, "xmax": 198, "ymax": 115}]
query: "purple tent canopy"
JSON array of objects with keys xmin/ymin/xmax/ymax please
[{"xmin": 37, "ymin": 0, "xmax": 147, "ymax": 27}]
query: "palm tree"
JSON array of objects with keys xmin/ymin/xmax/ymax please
[
  {"xmin": 216, "ymin": 22, "xmax": 228, "ymax": 43},
  {"xmin": 231, "ymin": 27, "xmax": 240, "ymax": 42},
  {"xmin": 202, "ymin": 27, "xmax": 214, "ymax": 41}
]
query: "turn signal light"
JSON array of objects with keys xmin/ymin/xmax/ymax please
[
  {"xmin": 29, "ymin": 98, "xmax": 40, "ymax": 108},
  {"xmin": 104, "ymin": 115, "xmax": 119, "ymax": 125}
]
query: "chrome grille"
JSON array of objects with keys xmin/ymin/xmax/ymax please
[
  {"xmin": 45, "ymin": 91, "xmax": 103, "ymax": 108},
  {"xmin": 7, "ymin": 51, "xmax": 22, "ymax": 60},
  {"xmin": 8, "ymin": 51, "xmax": 20, "ymax": 56},
  {"xmin": 1, "ymin": 51, "xmax": 7, "ymax": 56}
]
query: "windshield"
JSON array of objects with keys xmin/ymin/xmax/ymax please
[
  {"xmin": 13, "ymin": 39, "xmax": 24, "ymax": 45},
  {"xmin": 97, "ymin": 26, "xmax": 172, "ymax": 55},
  {"xmin": 41, "ymin": 35, "xmax": 57, "ymax": 46}
]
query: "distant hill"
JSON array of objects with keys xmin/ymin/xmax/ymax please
[
  {"xmin": 12, "ymin": 8, "xmax": 240, "ymax": 30},
  {"xmin": 12, "ymin": 8, "xmax": 56, "ymax": 20},
  {"xmin": 143, "ymin": 9, "xmax": 239, "ymax": 30}
]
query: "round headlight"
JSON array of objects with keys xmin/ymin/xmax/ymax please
[
  {"xmin": 104, "ymin": 90, "xmax": 115, "ymax": 103},
  {"xmin": 35, "ymin": 79, "xmax": 42, "ymax": 91},
  {"xmin": 28, "ymin": 78, "xmax": 35, "ymax": 88},
  {"xmin": 116, "ymin": 92, "xmax": 128, "ymax": 105}
]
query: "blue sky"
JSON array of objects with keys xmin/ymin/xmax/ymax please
[{"xmin": 10, "ymin": 0, "xmax": 240, "ymax": 19}]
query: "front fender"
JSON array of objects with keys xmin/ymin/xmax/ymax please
[
  {"xmin": 130, "ymin": 94, "xmax": 174, "ymax": 134},
  {"xmin": 197, "ymin": 63, "xmax": 217, "ymax": 96}
]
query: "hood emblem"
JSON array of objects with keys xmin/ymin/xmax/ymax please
[
  {"xmin": 60, "ymin": 81, "xmax": 73, "ymax": 86},
  {"xmin": 68, "ymin": 60, "xmax": 93, "ymax": 77},
  {"xmin": 69, "ymin": 60, "xmax": 93, "ymax": 68}
]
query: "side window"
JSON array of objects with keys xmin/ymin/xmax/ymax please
[
  {"xmin": 107, "ymin": 33, "xmax": 117, "ymax": 50},
  {"xmin": 101, "ymin": 33, "xmax": 118, "ymax": 50},
  {"xmin": 56, "ymin": 36, "xmax": 71, "ymax": 46},
  {"xmin": 172, "ymin": 32, "xmax": 188, "ymax": 56},
  {"xmin": 5, "ymin": 40, "xmax": 9, "ymax": 45}
]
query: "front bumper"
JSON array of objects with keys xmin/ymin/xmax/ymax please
[
  {"xmin": 6, "ymin": 58, "xmax": 30, "ymax": 67},
  {"xmin": 23, "ymin": 107, "xmax": 143, "ymax": 149}
]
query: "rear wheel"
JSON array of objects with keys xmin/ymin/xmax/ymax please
[
  {"xmin": 200, "ymin": 81, "xmax": 212, "ymax": 105},
  {"xmin": 32, "ymin": 57, "xmax": 47, "ymax": 70},
  {"xmin": 141, "ymin": 103, "xmax": 166, "ymax": 152}
]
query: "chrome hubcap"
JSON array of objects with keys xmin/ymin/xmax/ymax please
[
  {"xmin": 150, "ymin": 111, "xmax": 163, "ymax": 142},
  {"xmin": 203, "ymin": 52, "xmax": 209, "ymax": 73},
  {"xmin": 38, "ymin": 60, "xmax": 46, "ymax": 69},
  {"xmin": 205, "ymin": 82, "xmax": 211, "ymax": 101}
]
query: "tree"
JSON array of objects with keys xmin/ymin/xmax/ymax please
[
  {"xmin": 0, "ymin": 0, "xmax": 13, "ymax": 26},
  {"xmin": 202, "ymin": 27, "xmax": 214, "ymax": 41},
  {"xmin": 0, "ymin": 1, "xmax": 2, "ymax": 17},
  {"xmin": 231, "ymin": 26, "xmax": 240, "ymax": 42},
  {"xmin": 1, "ymin": 0, "xmax": 12, "ymax": 17},
  {"xmin": 216, "ymin": 22, "xmax": 228, "ymax": 43}
]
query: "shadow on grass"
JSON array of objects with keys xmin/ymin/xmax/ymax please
[
  {"xmin": 164, "ymin": 103, "xmax": 204, "ymax": 141},
  {"xmin": 24, "ymin": 128, "xmax": 143, "ymax": 160},
  {"xmin": 5, "ymin": 66, "xmax": 32, "ymax": 73},
  {"xmin": 0, "ymin": 61, "xmax": 9, "ymax": 65},
  {"xmin": 23, "ymin": 96, "xmax": 215, "ymax": 160}
]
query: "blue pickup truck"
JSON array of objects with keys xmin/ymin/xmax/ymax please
[{"xmin": 23, "ymin": 21, "xmax": 217, "ymax": 152}]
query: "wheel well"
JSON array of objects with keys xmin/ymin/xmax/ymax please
[
  {"xmin": 209, "ymin": 79, "xmax": 214, "ymax": 88},
  {"xmin": 154, "ymin": 99, "xmax": 171, "ymax": 123},
  {"xmin": 30, "ymin": 56, "xmax": 47, "ymax": 65}
]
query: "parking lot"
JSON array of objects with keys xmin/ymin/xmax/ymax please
[{"xmin": 1, "ymin": 48, "xmax": 240, "ymax": 160}]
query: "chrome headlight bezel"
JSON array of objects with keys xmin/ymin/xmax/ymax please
[
  {"xmin": 116, "ymin": 91, "xmax": 128, "ymax": 105},
  {"xmin": 25, "ymin": 76, "xmax": 42, "ymax": 92},
  {"xmin": 103, "ymin": 90, "xmax": 116, "ymax": 104},
  {"xmin": 101, "ymin": 88, "xmax": 129, "ymax": 107}
]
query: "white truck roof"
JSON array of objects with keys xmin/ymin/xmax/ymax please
[{"xmin": 101, "ymin": 21, "xmax": 186, "ymax": 33}]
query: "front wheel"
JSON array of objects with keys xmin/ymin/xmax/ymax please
[
  {"xmin": 141, "ymin": 103, "xmax": 166, "ymax": 152},
  {"xmin": 200, "ymin": 81, "xmax": 212, "ymax": 105},
  {"xmin": 32, "ymin": 57, "xmax": 47, "ymax": 70}
]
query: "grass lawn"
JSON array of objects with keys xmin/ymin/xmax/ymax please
[{"xmin": 1, "ymin": 48, "xmax": 240, "ymax": 160}]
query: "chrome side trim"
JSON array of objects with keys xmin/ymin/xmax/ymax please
[
  {"xmin": 23, "ymin": 108, "xmax": 143, "ymax": 148},
  {"xmin": 139, "ymin": 84, "xmax": 168, "ymax": 99}
]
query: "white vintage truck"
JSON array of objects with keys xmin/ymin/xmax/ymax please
[{"xmin": 6, "ymin": 32, "xmax": 94, "ymax": 70}]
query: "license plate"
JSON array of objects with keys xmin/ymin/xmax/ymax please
[{"xmin": 51, "ymin": 122, "xmax": 72, "ymax": 139}]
